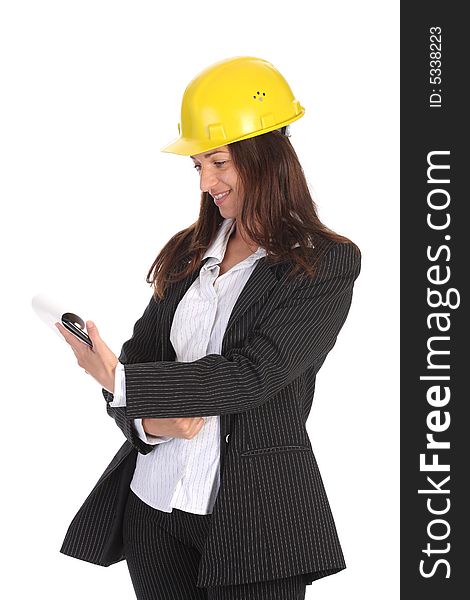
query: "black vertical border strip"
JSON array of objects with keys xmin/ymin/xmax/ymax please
[{"xmin": 401, "ymin": 3, "xmax": 466, "ymax": 598}]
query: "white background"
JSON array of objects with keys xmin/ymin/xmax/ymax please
[{"xmin": 1, "ymin": 1, "xmax": 399, "ymax": 598}]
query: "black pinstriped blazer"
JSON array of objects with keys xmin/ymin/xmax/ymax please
[{"xmin": 60, "ymin": 235, "xmax": 361, "ymax": 588}]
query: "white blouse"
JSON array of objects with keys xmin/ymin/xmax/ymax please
[{"xmin": 109, "ymin": 217, "xmax": 267, "ymax": 514}]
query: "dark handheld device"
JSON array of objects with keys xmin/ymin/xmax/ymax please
[{"xmin": 62, "ymin": 312, "xmax": 93, "ymax": 348}]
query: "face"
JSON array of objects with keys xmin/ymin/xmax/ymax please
[{"xmin": 190, "ymin": 145, "xmax": 241, "ymax": 219}]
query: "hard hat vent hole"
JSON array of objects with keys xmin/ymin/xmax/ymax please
[{"xmin": 253, "ymin": 91, "xmax": 266, "ymax": 101}]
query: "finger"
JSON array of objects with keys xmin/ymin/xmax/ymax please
[
  {"xmin": 55, "ymin": 322, "xmax": 77, "ymax": 346},
  {"xmin": 56, "ymin": 325, "xmax": 91, "ymax": 375},
  {"xmin": 85, "ymin": 320, "xmax": 101, "ymax": 343},
  {"xmin": 56, "ymin": 322, "xmax": 90, "ymax": 351},
  {"xmin": 190, "ymin": 418, "xmax": 204, "ymax": 436}
]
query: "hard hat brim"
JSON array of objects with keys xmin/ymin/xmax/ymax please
[{"xmin": 160, "ymin": 109, "xmax": 305, "ymax": 157}]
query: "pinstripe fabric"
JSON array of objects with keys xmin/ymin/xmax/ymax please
[
  {"xmin": 113, "ymin": 217, "xmax": 268, "ymax": 515},
  {"xmin": 124, "ymin": 489, "xmax": 306, "ymax": 599},
  {"xmin": 60, "ymin": 234, "xmax": 361, "ymax": 589},
  {"xmin": 123, "ymin": 489, "xmax": 211, "ymax": 599}
]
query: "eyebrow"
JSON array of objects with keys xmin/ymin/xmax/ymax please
[{"xmin": 190, "ymin": 150, "xmax": 229, "ymax": 160}]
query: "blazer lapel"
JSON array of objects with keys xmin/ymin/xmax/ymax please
[
  {"xmin": 221, "ymin": 258, "xmax": 278, "ymax": 354},
  {"xmin": 159, "ymin": 257, "xmax": 279, "ymax": 361},
  {"xmin": 159, "ymin": 265, "xmax": 200, "ymax": 361}
]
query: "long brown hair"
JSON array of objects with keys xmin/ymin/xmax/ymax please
[{"xmin": 147, "ymin": 130, "xmax": 359, "ymax": 300}]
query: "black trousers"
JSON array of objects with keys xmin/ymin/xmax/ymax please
[{"xmin": 123, "ymin": 489, "xmax": 307, "ymax": 600}]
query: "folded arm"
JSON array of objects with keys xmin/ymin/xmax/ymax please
[{"xmin": 110, "ymin": 242, "xmax": 361, "ymax": 420}]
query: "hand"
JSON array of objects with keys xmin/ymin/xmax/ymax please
[
  {"xmin": 55, "ymin": 320, "xmax": 118, "ymax": 393},
  {"xmin": 142, "ymin": 417, "xmax": 205, "ymax": 440}
]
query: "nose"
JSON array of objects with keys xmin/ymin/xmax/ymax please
[{"xmin": 199, "ymin": 165, "xmax": 219, "ymax": 194}]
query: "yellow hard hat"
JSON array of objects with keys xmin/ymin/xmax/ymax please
[{"xmin": 161, "ymin": 56, "xmax": 305, "ymax": 156}]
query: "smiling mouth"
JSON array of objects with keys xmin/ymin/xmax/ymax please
[{"xmin": 213, "ymin": 191, "xmax": 231, "ymax": 205}]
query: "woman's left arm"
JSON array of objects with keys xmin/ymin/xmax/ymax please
[
  {"xmin": 56, "ymin": 293, "xmax": 166, "ymax": 455},
  {"xmin": 119, "ymin": 242, "xmax": 361, "ymax": 419}
]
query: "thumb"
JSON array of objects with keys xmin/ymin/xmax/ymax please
[{"xmin": 86, "ymin": 320, "xmax": 98, "ymax": 337}]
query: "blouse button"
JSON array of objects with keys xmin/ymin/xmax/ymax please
[{"xmin": 225, "ymin": 433, "xmax": 230, "ymax": 443}]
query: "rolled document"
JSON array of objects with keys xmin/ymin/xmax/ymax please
[{"xmin": 31, "ymin": 293, "xmax": 92, "ymax": 347}]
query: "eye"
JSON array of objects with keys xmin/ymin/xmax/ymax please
[{"xmin": 192, "ymin": 161, "xmax": 227, "ymax": 172}]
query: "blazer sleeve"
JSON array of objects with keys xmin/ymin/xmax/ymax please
[
  {"xmin": 102, "ymin": 294, "xmax": 164, "ymax": 454},
  {"xmin": 116, "ymin": 241, "xmax": 361, "ymax": 419}
]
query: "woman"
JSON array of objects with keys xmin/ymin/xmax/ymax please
[{"xmin": 57, "ymin": 57, "xmax": 361, "ymax": 600}]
